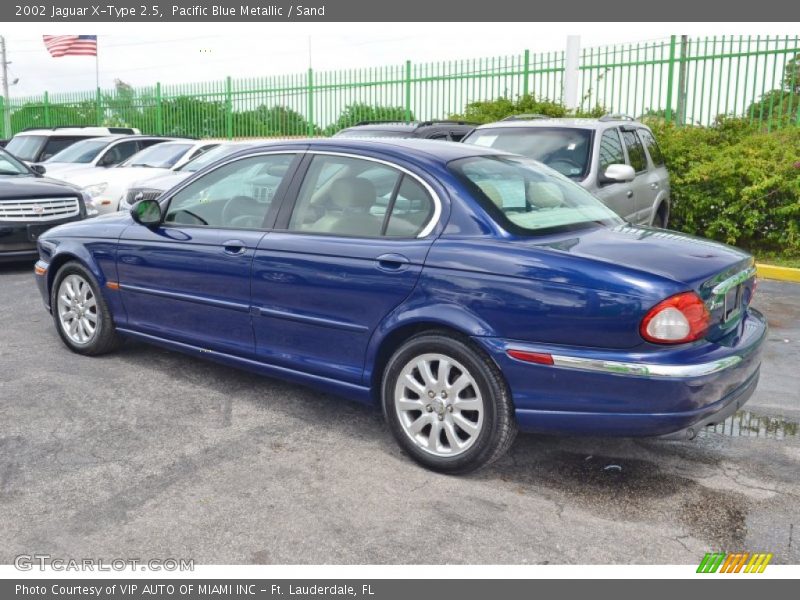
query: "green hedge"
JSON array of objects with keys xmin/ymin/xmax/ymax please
[{"xmin": 647, "ymin": 118, "xmax": 800, "ymax": 255}]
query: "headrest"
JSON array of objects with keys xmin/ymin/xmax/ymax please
[
  {"xmin": 329, "ymin": 177, "xmax": 376, "ymax": 210},
  {"xmin": 527, "ymin": 181, "xmax": 564, "ymax": 208}
]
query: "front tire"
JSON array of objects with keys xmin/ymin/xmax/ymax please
[
  {"xmin": 51, "ymin": 261, "xmax": 120, "ymax": 355},
  {"xmin": 382, "ymin": 332, "xmax": 517, "ymax": 474}
]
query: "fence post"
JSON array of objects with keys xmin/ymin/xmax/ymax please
[
  {"xmin": 306, "ymin": 68, "xmax": 315, "ymax": 136},
  {"xmin": 43, "ymin": 91, "xmax": 50, "ymax": 128},
  {"xmin": 96, "ymin": 85, "xmax": 102, "ymax": 126},
  {"xmin": 0, "ymin": 96, "xmax": 5, "ymax": 138},
  {"xmin": 155, "ymin": 82, "xmax": 163, "ymax": 135},
  {"xmin": 664, "ymin": 35, "xmax": 677, "ymax": 123},
  {"xmin": 675, "ymin": 35, "xmax": 689, "ymax": 126},
  {"xmin": 522, "ymin": 49, "xmax": 530, "ymax": 97},
  {"xmin": 225, "ymin": 76, "xmax": 233, "ymax": 139},
  {"xmin": 404, "ymin": 60, "xmax": 412, "ymax": 123}
]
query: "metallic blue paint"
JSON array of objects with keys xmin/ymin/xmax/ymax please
[{"xmin": 34, "ymin": 138, "xmax": 767, "ymax": 436}]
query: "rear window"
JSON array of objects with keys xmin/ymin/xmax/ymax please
[
  {"xmin": 46, "ymin": 138, "xmax": 110, "ymax": 163},
  {"xmin": 462, "ymin": 127, "xmax": 593, "ymax": 180},
  {"xmin": 450, "ymin": 155, "xmax": 623, "ymax": 235}
]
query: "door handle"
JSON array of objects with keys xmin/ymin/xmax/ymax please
[
  {"xmin": 650, "ymin": 183, "xmax": 659, "ymax": 189},
  {"xmin": 376, "ymin": 253, "xmax": 410, "ymax": 271},
  {"xmin": 222, "ymin": 239, "xmax": 247, "ymax": 256},
  {"xmin": 626, "ymin": 190, "xmax": 634, "ymax": 198}
]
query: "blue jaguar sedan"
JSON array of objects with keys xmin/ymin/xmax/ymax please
[{"xmin": 34, "ymin": 138, "xmax": 766, "ymax": 473}]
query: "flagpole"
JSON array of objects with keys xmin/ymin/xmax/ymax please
[{"xmin": 95, "ymin": 35, "xmax": 100, "ymax": 125}]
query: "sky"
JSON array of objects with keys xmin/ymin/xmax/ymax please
[{"xmin": 2, "ymin": 22, "xmax": 798, "ymax": 98}]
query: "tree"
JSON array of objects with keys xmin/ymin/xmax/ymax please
[
  {"xmin": 324, "ymin": 103, "xmax": 410, "ymax": 135},
  {"xmin": 784, "ymin": 54, "xmax": 800, "ymax": 93},
  {"xmin": 448, "ymin": 94, "xmax": 604, "ymax": 124}
]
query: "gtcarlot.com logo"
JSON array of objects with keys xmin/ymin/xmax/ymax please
[
  {"xmin": 697, "ymin": 552, "xmax": 773, "ymax": 573},
  {"xmin": 14, "ymin": 554, "xmax": 194, "ymax": 571}
]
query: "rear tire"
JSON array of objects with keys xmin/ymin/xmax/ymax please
[
  {"xmin": 51, "ymin": 261, "xmax": 120, "ymax": 356},
  {"xmin": 653, "ymin": 204, "xmax": 669, "ymax": 228},
  {"xmin": 382, "ymin": 331, "xmax": 517, "ymax": 474}
]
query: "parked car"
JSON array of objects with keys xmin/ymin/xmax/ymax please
[
  {"xmin": 33, "ymin": 138, "xmax": 765, "ymax": 473},
  {"xmin": 5, "ymin": 126, "xmax": 140, "ymax": 164},
  {"xmin": 0, "ymin": 148, "xmax": 92, "ymax": 262},
  {"xmin": 38, "ymin": 135, "xmax": 178, "ymax": 179},
  {"xmin": 462, "ymin": 114, "xmax": 671, "ymax": 227},
  {"xmin": 61, "ymin": 140, "xmax": 220, "ymax": 213},
  {"xmin": 118, "ymin": 140, "xmax": 266, "ymax": 212},
  {"xmin": 335, "ymin": 120, "xmax": 476, "ymax": 141}
]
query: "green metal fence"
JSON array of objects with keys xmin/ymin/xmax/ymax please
[{"xmin": 3, "ymin": 34, "xmax": 799, "ymax": 139}]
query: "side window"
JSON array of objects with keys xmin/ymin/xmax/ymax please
[
  {"xmin": 598, "ymin": 129, "xmax": 625, "ymax": 174},
  {"xmin": 164, "ymin": 153, "xmax": 295, "ymax": 230},
  {"xmin": 189, "ymin": 144, "xmax": 218, "ymax": 160},
  {"xmin": 41, "ymin": 137, "xmax": 82, "ymax": 161},
  {"xmin": 621, "ymin": 130, "xmax": 647, "ymax": 173},
  {"xmin": 639, "ymin": 129, "xmax": 665, "ymax": 167},
  {"xmin": 288, "ymin": 155, "xmax": 433, "ymax": 238},
  {"xmin": 102, "ymin": 140, "xmax": 138, "ymax": 165},
  {"xmin": 385, "ymin": 177, "xmax": 434, "ymax": 237},
  {"xmin": 139, "ymin": 139, "xmax": 166, "ymax": 150}
]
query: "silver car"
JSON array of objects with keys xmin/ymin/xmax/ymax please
[{"xmin": 462, "ymin": 115, "xmax": 671, "ymax": 227}]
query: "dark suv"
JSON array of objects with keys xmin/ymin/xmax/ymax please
[
  {"xmin": 334, "ymin": 120, "xmax": 476, "ymax": 141},
  {"xmin": 0, "ymin": 148, "xmax": 90, "ymax": 262}
]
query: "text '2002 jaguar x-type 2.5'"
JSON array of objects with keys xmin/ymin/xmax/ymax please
[{"xmin": 33, "ymin": 138, "xmax": 766, "ymax": 473}]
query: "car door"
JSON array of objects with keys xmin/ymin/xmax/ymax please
[
  {"xmin": 620, "ymin": 128, "xmax": 656, "ymax": 225},
  {"xmin": 251, "ymin": 152, "xmax": 440, "ymax": 384},
  {"xmin": 593, "ymin": 128, "xmax": 636, "ymax": 220},
  {"xmin": 115, "ymin": 151, "xmax": 301, "ymax": 357}
]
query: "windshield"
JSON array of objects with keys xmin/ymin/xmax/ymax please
[
  {"xmin": 334, "ymin": 129, "xmax": 411, "ymax": 138},
  {"xmin": 0, "ymin": 148, "xmax": 31, "ymax": 175},
  {"xmin": 46, "ymin": 138, "xmax": 110, "ymax": 164},
  {"xmin": 5, "ymin": 135, "xmax": 46, "ymax": 162},
  {"xmin": 450, "ymin": 155, "xmax": 622, "ymax": 235},
  {"xmin": 178, "ymin": 143, "xmax": 252, "ymax": 173},
  {"xmin": 122, "ymin": 143, "xmax": 193, "ymax": 168},
  {"xmin": 463, "ymin": 127, "xmax": 593, "ymax": 179}
]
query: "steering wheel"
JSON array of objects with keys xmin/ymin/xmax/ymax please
[{"xmin": 221, "ymin": 196, "xmax": 262, "ymax": 228}]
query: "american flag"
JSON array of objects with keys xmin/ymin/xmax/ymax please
[{"xmin": 43, "ymin": 35, "xmax": 98, "ymax": 57}]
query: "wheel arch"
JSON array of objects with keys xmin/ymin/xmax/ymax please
[
  {"xmin": 46, "ymin": 247, "xmax": 108, "ymax": 305},
  {"xmin": 365, "ymin": 306, "xmax": 500, "ymax": 405}
]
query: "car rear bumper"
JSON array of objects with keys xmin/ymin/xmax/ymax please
[{"xmin": 474, "ymin": 307, "xmax": 767, "ymax": 437}]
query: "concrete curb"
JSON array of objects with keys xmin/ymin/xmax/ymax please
[{"xmin": 756, "ymin": 263, "xmax": 800, "ymax": 283}]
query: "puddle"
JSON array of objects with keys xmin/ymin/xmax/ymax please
[{"xmin": 700, "ymin": 410, "xmax": 798, "ymax": 439}]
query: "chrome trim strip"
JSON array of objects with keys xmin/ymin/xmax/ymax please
[
  {"xmin": 549, "ymin": 354, "xmax": 742, "ymax": 378},
  {"xmin": 119, "ymin": 283, "xmax": 251, "ymax": 313},
  {"xmin": 257, "ymin": 306, "xmax": 369, "ymax": 332},
  {"xmin": 711, "ymin": 266, "xmax": 757, "ymax": 296}
]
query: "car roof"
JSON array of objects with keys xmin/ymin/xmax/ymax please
[
  {"xmin": 245, "ymin": 137, "xmax": 506, "ymax": 164},
  {"xmin": 474, "ymin": 117, "xmax": 648, "ymax": 130}
]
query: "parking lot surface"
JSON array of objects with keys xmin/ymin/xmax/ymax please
[{"xmin": 1, "ymin": 262, "xmax": 798, "ymax": 564}]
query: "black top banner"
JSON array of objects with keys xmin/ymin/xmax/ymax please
[{"xmin": 3, "ymin": 0, "xmax": 799, "ymax": 21}]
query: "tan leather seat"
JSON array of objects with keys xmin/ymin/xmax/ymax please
[
  {"xmin": 307, "ymin": 176, "xmax": 382, "ymax": 236},
  {"xmin": 476, "ymin": 181, "xmax": 505, "ymax": 209}
]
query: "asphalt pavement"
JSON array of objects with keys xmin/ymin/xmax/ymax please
[{"xmin": 1, "ymin": 262, "xmax": 798, "ymax": 564}]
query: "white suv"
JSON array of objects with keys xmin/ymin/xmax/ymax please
[
  {"xmin": 5, "ymin": 126, "xmax": 140, "ymax": 164},
  {"xmin": 462, "ymin": 115, "xmax": 671, "ymax": 227}
]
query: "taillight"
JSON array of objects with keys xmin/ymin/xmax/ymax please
[{"xmin": 640, "ymin": 291, "xmax": 710, "ymax": 344}]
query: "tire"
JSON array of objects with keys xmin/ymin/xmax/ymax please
[
  {"xmin": 51, "ymin": 261, "xmax": 120, "ymax": 356},
  {"xmin": 382, "ymin": 331, "xmax": 517, "ymax": 474},
  {"xmin": 653, "ymin": 204, "xmax": 669, "ymax": 228}
]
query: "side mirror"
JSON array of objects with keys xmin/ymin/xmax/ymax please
[
  {"xmin": 98, "ymin": 154, "xmax": 117, "ymax": 167},
  {"xmin": 30, "ymin": 164, "xmax": 46, "ymax": 176},
  {"xmin": 600, "ymin": 163, "xmax": 635, "ymax": 184},
  {"xmin": 130, "ymin": 199, "xmax": 162, "ymax": 227}
]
